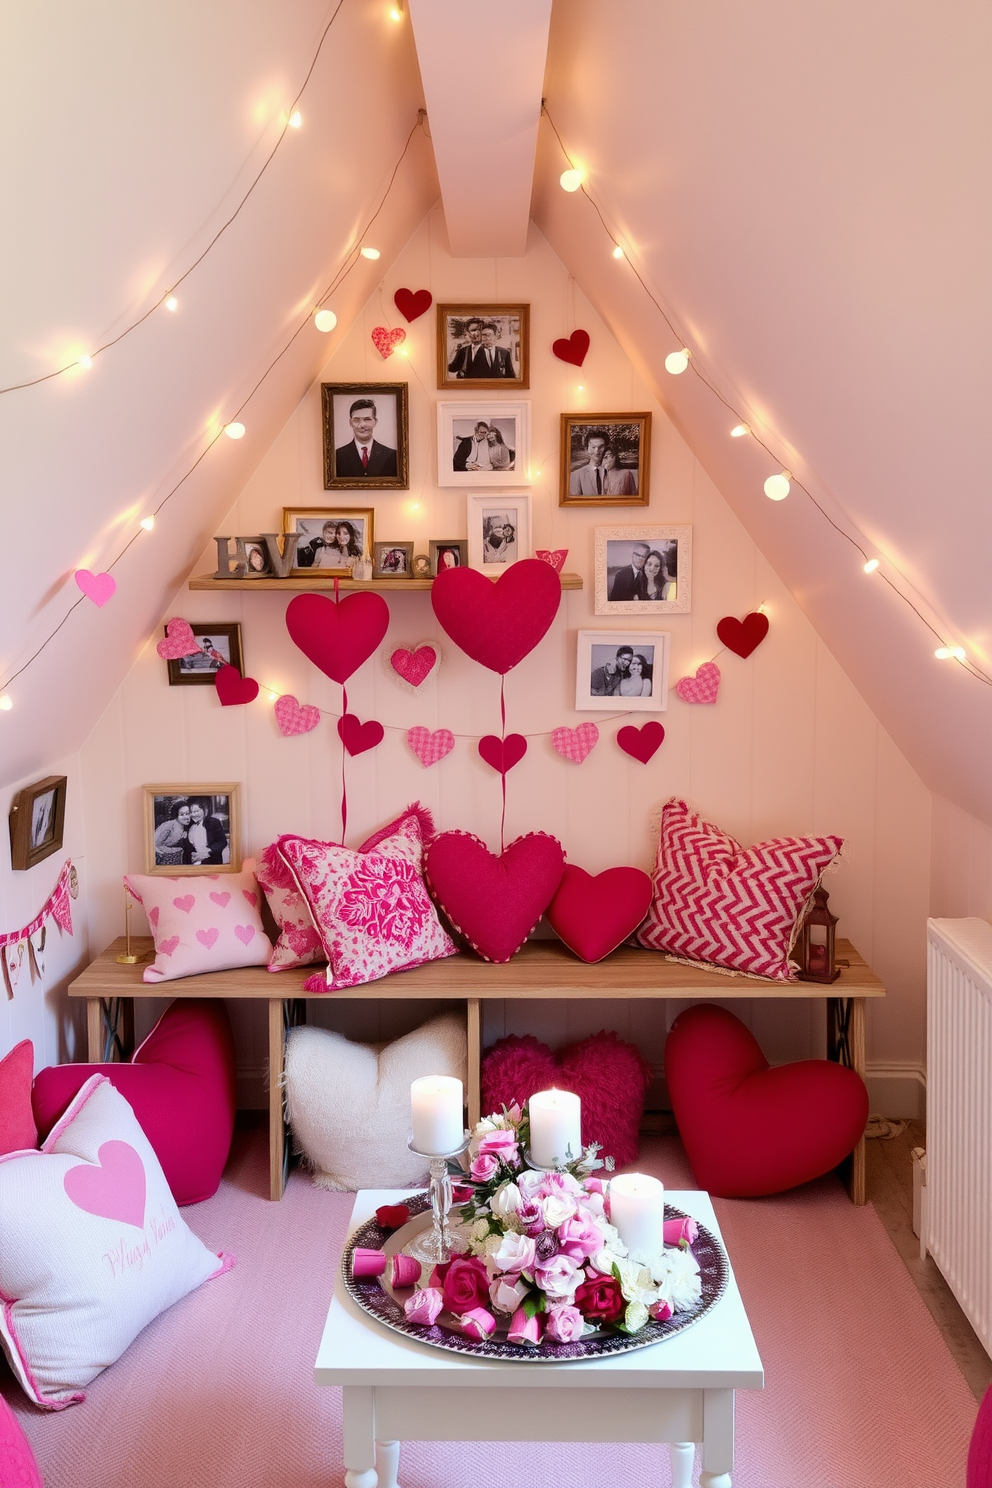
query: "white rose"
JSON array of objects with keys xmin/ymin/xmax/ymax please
[
  {"xmin": 491, "ymin": 1182, "xmax": 521, "ymax": 1219},
  {"xmin": 665, "ymin": 1247, "xmax": 702, "ymax": 1312},
  {"xmin": 491, "ymin": 1230, "xmax": 536, "ymax": 1274},
  {"xmin": 598, "ymin": 1221, "xmax": 627, "ymax": 1256},
  {"xmin": 490, "ymin": 1274, "xmax": 529, "ymax": 1314},
  {"xmin": 542, "ymin": 1194, "xmax": 576, "ymax": 1228}
]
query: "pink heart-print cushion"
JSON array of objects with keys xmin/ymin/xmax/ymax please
[
  {"xmin": 551, "ymin": 329, "xmax": 590, "ymax": 366},
  {"xmin": 393, "ymin": 288, "xmax": 432, "ymax": 322},
  {"xmin": 215, "ymin": 665, "xmax": 259, "ymax": 706},
  {"xmin": 63, "ymin": 1139, "xmax": 146, "ymax": 1228},
  {"xmin": 545, "ymin": 865, "xmax": 653, "ymax": 963},
  {"xmin": 156, "ymin": 617, "xmax": 202, "ymax": 660},
  {"xmin": 74, "ymin": 570, "xmax": 116, "ymax": 607},
  {"xmin": 286, "ymin": 591, "xmax": 390, "ymax": 684},
  {"xmin": 431, "ymin": 559, "xmax": 561, "ymax": 675},
  {"xmin": 664, "ymin": 1003, "xmax": 868, "ymax": 1196},
  {"xmin": 390, "ymin": 645, "xmax": 438, "ymax": 687},
  {"xmin": 407, "ymin": 727, "xmax": 455, "ymax": 767},
  {"xmin": 617, "ymin": 721, "xmax": 665, "ymax": 762},
  {"xmin": 551, "ymin": 722, "xmax": 599, "ymax": 763},
  {"xmin": 338, "ymin": 713, "xmax": 384, "ymax": 756},
  {"xmin": 477, "ymin": 734, "xmax": 527, "ymax": 775},
  {"xmin": 717, "ymin": 611, "xmax": 769, "ymax": 659},
  {"xmin": 371, "ymin": 325, "xmax": 406, "ymax": 358},
  {"xmin": 275, "ymin": 694, "xmax": 321, "ymax": 736},
  {"xmin": 675, "ymin": 661, "xmax": 721, "ymax": 705},
  {"xmin": 424, "ymin": 830, "xmax": 565, "ymax": 963}
]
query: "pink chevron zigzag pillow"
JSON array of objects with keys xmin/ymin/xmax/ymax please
[{"xmin": 637, "ymin": 797, "xmax": 843, "ymax": 981}]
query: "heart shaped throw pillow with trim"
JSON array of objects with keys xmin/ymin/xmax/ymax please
[{"xmin": 424, "ymin": 830, "xmax": 565, "ymax": 963}]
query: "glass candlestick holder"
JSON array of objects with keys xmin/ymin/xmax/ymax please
[{"xmin": 405, "ymin": 1133, "xmax": 470, "ymax": 1266}]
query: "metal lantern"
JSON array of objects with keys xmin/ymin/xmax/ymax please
[{"xmin": 797, "ymin": 887, "xmax": 839, "ymax": 983}]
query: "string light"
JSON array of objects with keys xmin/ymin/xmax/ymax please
[
  {"xmin": 730, "ymin": 423, "xmax": 749, "ymax": 438},
  {"xmin": 0, "ymin": 695, "xmax": 12, "ymax": 712},
  {"xmin": 361, "ymin": 246, "xmax": 381, "ymax": 260},
  {"xmin": 612, "ymin": 245, "xmax": 625, "ymax": 260},
  {"xmin": 560, "ymin": 169, "xmax": 583, "ymax": 192},
  {"xmin": 764, "ymin": 471, "xmax": 791, "ymax": 501},
  {"xmin": 164, "ymin": 296, "xmax": 178, "ymax": 313},
  {"xmin": 665, "ymin": 348, "xmax": 690, "ymax": 375},
  {"xmin": 863, "ymin": 558, "xmax": 880, "ymax": 574},
  {"xmin": 140, "ymin": 516, "xmax": 155, "ymax": 531},
  {"xmin": 288, "ymin": 111, "xmax": 302, "ymax": 129},
  {"xmin": 268, "ymin": 690, "xmax": 279, "ymax": 702},
  {"xmin": 223, "ymin": 422, "xmax": 246, "ymax": 440},
  {"xmin": 77, "ymin": 355, "xmax": 93, "ymax": 370},
  {"xmin": 314, "ymin": 308, "xmax": 337, "ymax": 332},
  {"xmin": 389, "ymin": 2, "xmax": 404, "ymax": 19},
  {"xmin": 935, "ymin": 646, "xmax": 966, "ymax": 661}
]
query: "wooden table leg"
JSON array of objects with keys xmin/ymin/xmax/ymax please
[
  {"xmin": 466, "ymin": 998, "xmax": 481, "ymax": 1130},
  {"xmin": 86, "ymin": 998, "xmax": 103, "ymax": 1061},
  {"xmin": 828, "ymin": 995, "xmax": 868, "ymax": 1205},
  {"xmin": 268, "ymin": 999, "xmax": 286, "ymax": 1202}
]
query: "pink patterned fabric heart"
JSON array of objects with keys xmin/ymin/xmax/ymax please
[
  {"xmin": 338, "ymin": 713, "xmax": 384, "ymax": 756},
  {"xmin": 209, "ymin": 892, "xmax": 231, "ymax": 908},
  {"xmin": 536, "ymin": 549, "xmax": 568, "ymax": 574},
  {"xmin": 390, "ymin": 645, "xmax": 438, "ymax": 687},
  {"xmin": 74, "ymin": 569, "xmax": 116, "ymax": 607},
  {"xmin": 617, "ymin": 722, "xmax": 665, "ymax": 763},
  {"xmin": 478, "ymin": 734, "xmax": 527, "ymax": 774},
  {"xmin": 156, "ymin": 617, "xmax": 202, "ymax": 660},
  {"xmin": 234, "ymin": 924, "xmax": 255, "ymax": 945},
  {"xmin": 407, "ymin": 726, "xmax": 455, "ymax": 767},
  {"xmin": 551, "ymin": 722, "xmax": 599, "ymax": 763},
  {"xmin": 675, "ymin": 661, "xmax": 721, "ymax": 705},
  {"xmin": 371, "ymin": 325, "xmax": 406, "ymax": 358},
  {"xmin": 275, "ymin": 694, "xmax": 321, "ymax": 736},
  {"xmin": 173, "ymin": 895, "xmax": 195, "ymax": 914},
  {"xmin": 196, "ymin": 928, "xmax": 219, "ymax": 950},
  {"xmin": 63, "ymin": 1140, "xmax": 146, "ymax": 1228}
]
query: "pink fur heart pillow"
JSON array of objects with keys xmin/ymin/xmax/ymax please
[{"xmin": 481, "ymin": 1030, "xmax": 652, "ymax": 1167}]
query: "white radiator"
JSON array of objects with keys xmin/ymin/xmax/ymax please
[{"xmin": 925, "ymin": 917, "xmax": 992, "ymax": 1360}]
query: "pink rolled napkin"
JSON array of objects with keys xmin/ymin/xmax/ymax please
[
  {"xmin": 649, "ymin": 1298, "xmax": 673, "ymax": 1321},
  {"xmin": 404, "ymin": 1287, "xmax": 444, "ymax": 1325},
  {"xmin": 508, "ymin": 1307, "xmax": 544, "ymax": 1345},
  {"xmin": 455, "ymin": 1307, "xmax": 497, "ymax": 1341},
  {"xmin": 352, "ymin": 1248, "xmax": 387, "ymax": 1277},
  {"xmin": 390, "ymin": 1254, "xmax": 422, "ymax": 1288},
  {"xmin": 663, "ymin": 1217, "xmax": 699, "ymax": 1247}
]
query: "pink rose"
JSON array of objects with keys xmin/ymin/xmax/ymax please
[
  {"xmin": 517, "ymin": 1199, "xmax": 544, "ymax": 1236},
  {"xmin": 404, "ymin": 1287, "xmax": 444, "ymax": 1325},
  {"xmin": 490, "ymin": 1231, "xmax": 536, "ymax": 1275},
  {"xmin": 507, "ymin": 1307, "xmax": 544, "ymax": 1345},
  {"xmin": 663, "ymin": 1217, "xmax": 698, "ymax": 1247},
  {"xmin": 649, "ymin": 1298, "xmax": 673, "ymax": 1322},
  {"xmin": 456, "ymin": 1307, "xmax": 496, "ymax": 1341},
  {"xmin": 534, "ymin": 1253, "xmax": 583, "ymax": 1299},
  {"xmin": 583, "ymin": 1176, "xmax": 606, "ymax": 1195},
  {"xmin": 478, "ymin": 1129, "xmax": 519, "ymax": 1165},
  {"xmin": 574, "ymin": 1275, "xmax": 625, "ymax": 1323},
  {"xmin": 470, "ymin": 1151, "xmax": 499, "ymax": 1182},
  {"xmin": 544, "ymin": 1304, "xmax": 585, "ymax": 1343},
  {"xmin": 557, "ymin": 1214, "xmax": 605, "ymax": 1262},
  {"xmin": 441, "ymin": 1256, "xmax": 491, "ymax": 1314}
]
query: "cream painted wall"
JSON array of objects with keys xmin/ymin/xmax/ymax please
[
  {"xmin": 77, "ymin": 211, "xmax": 934, "ymax": 1112},
  {"xmin": 931, "ymin": 795, "xmax": 992, "ymax": 921}
]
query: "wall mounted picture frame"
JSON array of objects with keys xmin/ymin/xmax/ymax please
[
  {"xmin": 283, "ymin": 508, "xmax": 375, "ymax": 574},
  {"xmin": 429, "ymin": 539, "xmax": 469, "ymax": 576},
  {"xmin": 560, "ymin": 413, "xmax": 651, "ymax": 507},
  {"xmin": 575, "ymin": 631, "xmax": 670, "ymax": 713},
  {"xmin": 467, "ymin": 492, "xmax": 532, "ymax": 574},
  {"xmin": 166, "ymin": 622, "xmax": 244, "ymax": 686},
  {"xmin": 437, "ymin": 402, "xmax": 530, "ymax": 487},
  {"xmin": 9, "ymin": 775, "xmax": 67, "ymax": 871},
  {"xmin": 372, "ymin": 541, "xmax": 415, "ymax": 578},
  {"xmin": 594, "ymin": 526, "xmax": 692, "ymax": 615},
  {"xmin": 143, "ymin": 783, "xmax": 241, "ymax": 875},
  {"xmin": 436, "ymin": 303, "xmax": 529, "ymax": 390},
  {"xmin": 321, "ymin": 382, "xmax": 409, "ymax": 490}
]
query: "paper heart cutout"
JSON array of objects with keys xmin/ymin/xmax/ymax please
[
  {"xmin": 371, "ymin": 325, "xmax": 406, "ymax": 359},
  {"xmin": 551, "ymin": 722, "xmax": 599, "ymax": 763},
  {"xmin": 286, "ymin": 591, "xmax": 390, "ymax": 684},
  {"xmin": 546, "ymin": 865, "xmax": 654, "ymax": 964},
  {"xmin": 407, "ymin": 726, "xmax": 455, "ymax": 767},
  {"xmin": 536, "ymin": 549, "xmax": 568, "ymax": 574},
  {"xmin": 665, "ymin": 1003, "xmax": 869, "ymax": 1197},
  {"xmin": 338, "ymin": 713, "xmax": 385, "ymax": 756},
  {"xmin": 675, "ymin": 661, "xmax": 721, "ymax": 705},
  {"xmin": 478, "ymin": 734, "xmax": 527, "ymax": 775},
  {"xmin": 215, "ymin": 665, "xmax": 260, "ymax": 706},
  {"xmin": 156, "ymin": 617, "xmax": 202, "ymax": 660},
  {"xmin": 74, "ymin": 569, "xmax": 116, "ymax": 607},
  {"xmin": 275, "ymin": 695, "xmax": 321, "ymax": 736},
  {"xmin": 158, "ymin": 935, "xmax": 180, "ymax": 957},
  {"xmin": 173, "ymin": 895, "xmax": 195, "ymax": 914},
  {"xmin": 431, "ymin": 559, "xmax": 561, "ymax": 675},
  {"xmin": 209, "ymin": 891, "xmax": 231, "ymax": 908},
  {"xmin": 552, "ymin": 329, "xmax": 590, "ymax": 366},
  {"xmin": 617, "ymin": 722, "xmax": 665, "ymax": 763},
  {"xmin": 393, "ymin": 288, "xmax": 432, "ymax": 323},
  {"xmin": 196, "ymin": 927, "xmax": 219, "ymax": 950},
  {"xmin": 424, "ymin": 830, "xmax": 565, "ymax": 964},
  {"xmin": 390, "ymin": 645, "xmax": 438, "ymax": 687},
  {"xmin": 64, "ymin": 1140, "xmax": 146, "ymax": 1229},
  {"xmin": 717, "ymin": 612, "xmax": 769, "ymax": 659},
  {"xmin": 234, "ymin": 924, "xmax": 255, "ymax": 945}
]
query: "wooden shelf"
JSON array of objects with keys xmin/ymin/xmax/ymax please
[{"xmin": 188, "ymin": 573, "xmax": 584, "ymax": 593}]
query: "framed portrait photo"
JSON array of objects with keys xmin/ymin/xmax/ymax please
[
  {"xmin": 436, "ymin": 303, "xmax": 529, "ymax": 390},
  {"xmin": 575, "ymin": 631, "xmax": 670, "ymax": 713},
  {"xmin": 429, "ymin": 539, "xmax": 469, "ymax": 576},
  {"xmin": 467, "ymin": 493, "xmax": 532, "ymax": 574},
  {"xmin": 437, "ymin": 402, "xmax": 530, "ymax": 487},
  {"xmin": 321, "ymin": 382, "xmax": 409, "ymax": 490},
  {"xmin": 143, "ymin": 783, "xmax": 241, "ymax": 875},
  {"xmin": 8, "ymin": 775, "xmax": 67, "ymax": 871},
  {"xmin": 372, "ymin": 541, "xmax": 414, "ymax": 578},
  {"xmin": 283, "ymin": 508, "xmax": 374, "ymax": 574},
  {"xmin": 594, "ymin": 526, "xmax": 692, "ymax": 616},
  {"xmin": 165, "ymin": 622, "xmax": 244, "ymax": 686},
  {"xmin": 560, "ymin": 413, "xmax": 651, "ymax": 507}
]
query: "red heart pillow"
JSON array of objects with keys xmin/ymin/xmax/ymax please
[
  {"xmin": 424, "ymin": 830, "xmax": 565, "ymax": 963},
  {"xmin": 545, "ymin": 865, "xmax": 653, "ymax": 963},
  {"xmin": 430, "ymin": 560, "xmax": 561, "ymax": 675},
  {"xmin": 481, "ymin": 1031, "xmax": 652, "ymax": 1167},
  {"xmin": 664, "ymin": 1003, "xmax": 869, "ymax": 1197}
]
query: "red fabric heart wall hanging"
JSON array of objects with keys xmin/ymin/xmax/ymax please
[
  {"xmin": 477, "ymin": 735, "xmax": 527, "ymax": 775},
  {"xmin": 286, "ymin": 592, "xmax": 389, "ymax": 684},
  {"xmin": 393, "ymin": 288, "xmax": 432, "ymax": 322},
  {"xmin": 545, "ymin": 865, "xmax": 653, "ymax": 963},
  {"xmin": 552, "ymin": 330, "xmax": 590, "ymax": 366},
  {"xmin": 424, "ymin": 830, "xmax": 565, "ymax": 963},
  {"xmin": 389, "ymin": 644, "xmax": 439, "ymax": 688},
  {"xmin": 215, "ymin": 665, "xmax": 259, "ymax": 706},
  {"xmin": 371, "ymin": 326, "xmax": 406, "ymax": 358},
  {"xmin": 430, "ymin": 560, "xmax": 561, "ymax": 675},
  {"xmin": 617, "ymin": 722, "xmax": 665, "ymax": 763},
  {"xmin": 717, "ymin": 611, "xmax": 769, "ymax": 659},
  {"xmin": 337, "ymin": 714, "xmax": 384, "ymax": 756}
]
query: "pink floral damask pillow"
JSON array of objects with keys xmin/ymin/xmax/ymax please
[{"xmin": 277, "ymin": 818, "xmax": 457, "ymax": 991}]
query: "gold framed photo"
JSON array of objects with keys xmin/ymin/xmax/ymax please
[
  {"xmin": 437, "ymin": 303, "xmax": 529, "ymax": 390},
  {"xmin": 143, "ymin": 783, "xmax": 241, "ymax": 875},
  {"xmin": 283, "ymin": 508, "xmax": 375, "ymax": 574},
  {"xmin": 560, "ymin": 413, "xmax": 651, "ymax": 507},
  {"xmin": 321, "ymin": 383, "xmax": 409, "ymax": 490}
]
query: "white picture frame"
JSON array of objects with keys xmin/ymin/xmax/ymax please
[
  {"xmin": 594, "ymin": 525, "xmax": 692, "ymax": 615},
  {"xmin": 466, "ymin": 492, "xmax": 532, "ymax": 574},
  {"xmin": 575, "ymin": 630, "xmax": 670, "ymax": 712},
  {"xmin": 436, "ymin": 401, "xmax": 531, "ymax": 487}
]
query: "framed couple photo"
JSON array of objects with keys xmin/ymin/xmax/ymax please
[
  {"xmin": 575, "ymin": 631, "xmax": 670, "ymax": 713},
  {"xmin": 560, "ymin": 413, "xmax": 651, "ymax": 508},
  {"xmin": 466, "ymin": 493, "xmax": 532, "ymax": 574},
  {"xmin": 282, "ymin": 507, "xmax": 374, "ymax": 575},
  {"xmin": 594, "ymin": 526, "xmax": 692, "ymax": 615},
  {"xmin": 8, "ymin": 774, "xmax": 67, "ymax": 871},
  {"xmin": 143, "ymin": 784, "xmax": 241, "ymax": 875},
  {"xmin": 436, "ymin": 303, "xmax": 529, "ymax": 390},
  {"xmin": 436, "ymin": 402, "xmax": 530, "ymax": 487}
]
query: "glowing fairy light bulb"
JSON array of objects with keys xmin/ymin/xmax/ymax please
[
  {"xmin": 140, "ymin": 516, "xmax": 155, "ymax": 531},
  {"xmin": 764, "ymin": 471, "xmax": 791, "ymax": 501},
  {"xmin": 559, "ymin": 169, "xmax": 583, "ymax": 192},
  {"xmin": 224, "ymin": 422, "xmax": 246, "ymax": 440},
  {"xmin": 863, "ymin": 558, "xmax": 880, "ymax": 574},
  {"xmin": 164, "ymin": 295, "xmax": 178, "ymax": 312},
  {"xmin": 730, "ymin": 423, "xmax": 749, "ymax": 437},
  {"xmin": 665, "ymin": 348, "xmax": 690, "ymax": 374},
  {"xmin": 314, "ymin": 309, "xmax": 337, "ymax": 332}
]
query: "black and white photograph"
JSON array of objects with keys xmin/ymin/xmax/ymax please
[
  {"xmin": 436, "ymin": 303, "xmax": 529, "ymax": 390},
  {"xmin": 143, "ymin": 783, "xmax": 241, "ymax": 875},
  {"xmin": 413, "ymin": 553, "xmax": 431, "ymax": 578},
  {"xmin": 320, "ymin": 382, "xmax": 409, "ymax": 490},
  {"xmin": 467, "ymin": 492, "xmax": 532, "ymax": 573},
  {"xmin": 283, "ymin": 508, "xmax": 374, "ymax": 573},
  {"xmin": 236, "ymin": 536, "xmax": 273, "ymax": 577},
  {"xmin": 8, "ymin": 774, "xmax": 67, "ymax": 871},
  {"xmin": 31, "ymin": 789, "xmax": 57, "ymax": 850},
  {"xmin": 429, "ymin": 539, "xmax": 469, "ymax": 576},
  {"xmin": 575, "ymin": 631, "xmax": 670, "ymax": 712},
  {"xmin": 166, "ymin": 622, "xmax": 244, "ymax": 686},
  {"xmin": 560, "ymin": 413, "xmax": 651, "ymax": 507},
  {"xmin": 594, "ymin": 526, "xmax": 692, "ymax": 616},
  {"xmin": 437, "ymin": 402, "xmax": 530, "ymax": 487},
  {"xmin": 372, "ymin": 541, "xmax": 414, "ymax": 578}
]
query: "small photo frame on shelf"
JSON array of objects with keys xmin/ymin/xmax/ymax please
[
  {"xmin": 437, "ymin": 402, "xmax": 530, "ymax": 487},
  {"xmin": 372, "ymin": 541, "xmax": 415, "ymax": 578},
  {"xmin": 321, "ymin": 382, "xmax": 409, "ymax": 490},
  {"xmin": 560, "ymin": 413, "xmax": 651, "ymax": 507},
  {"xmin": 467, "ymin": 492, "xmax": 532, "ymax": 574},
  {"xmin": 412, "ymin": 553, "xmax": 431, "ymax": 579},
  {"xmin": 143, "ymin": 783, "xmax": 241, "ymax": 875},
  {"xmin": 436, "ymin": 303, "xmax": 529, "ymax": 390},
  {"xmin": 9, "ymin": 775, "xmax": 67, "ymax": 871},
  {"xmin": 235, "ymin": 537, "xmax": 273, "ymax": 577},
  {"xmin": 575, "ymin": 631, "xmax": 670, "ymax": 713},
  {"xmin": 594, "ymin": 526, "xmax": 692, "ymax": 615},
  {"xmin": 166, "ymin": 622, "xmax": 244, "ymax": 686},
  {"xmin": 429, "ymin": 539, "xmax": 469, "ymax": 576},
  {"xmin": 283, "ymin": 508, "xmax": 375, "ymax": 574}
]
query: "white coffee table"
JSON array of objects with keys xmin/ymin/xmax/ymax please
[{"xmin": 315, "ymin": 1189, "xmax": 763, "ymax": 1488}]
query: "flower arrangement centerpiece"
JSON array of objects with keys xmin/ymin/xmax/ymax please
[{"xmin": 400, "ymin": 1101, "xmax": 703, "ymax": 1346}]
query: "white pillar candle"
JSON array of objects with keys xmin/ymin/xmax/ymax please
[
  {"xmin": 410, "ymin": 1076, "xmax": 464, "ymax": 1155},
  {"xmin": 528, "ymin": 1088, "xmax": 582, "ymax": 1167},
  {"xmin": 609, "ymin": 1173, "xmax": 666, "ymax": 1258}
]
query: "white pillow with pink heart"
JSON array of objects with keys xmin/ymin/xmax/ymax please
[{"xmin": 124, "ymin": 860, "xmax": 272, "ymax": 982}]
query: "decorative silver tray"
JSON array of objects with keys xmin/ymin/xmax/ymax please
[{"xmin": 342, "ymin": 1193, "xmax": 728, "ymax": 1361}]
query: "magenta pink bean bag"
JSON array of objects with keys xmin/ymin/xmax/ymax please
[
  {"xmin": 0, "ymin": 1391, "xmax": 43, "ymax": 1486},
  {"xmin": 969, "ymin": 1384, "xmax": 992, "ymax": 1487},
  {"xmin": 32, "ymin": 998, "xmax": 236, "ymax": 1206}
]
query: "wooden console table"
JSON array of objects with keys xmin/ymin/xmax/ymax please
[{"xmin": 68, "ymin": 937, "xmax": 884, "ymax": 1205}]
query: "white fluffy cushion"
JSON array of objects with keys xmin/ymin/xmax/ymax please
[
  {"xmin": 0, "ymin": 1075, "xmax": 232, "ymax": 1408},
  {"xmin": 284, "ymin": 1013, "xmax": 467, "ymax": 1190}
]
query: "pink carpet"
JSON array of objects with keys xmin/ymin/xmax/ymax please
[{"xmin": 5, "ymin": 1126, "xmax": 979, "ymax": 1488}]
